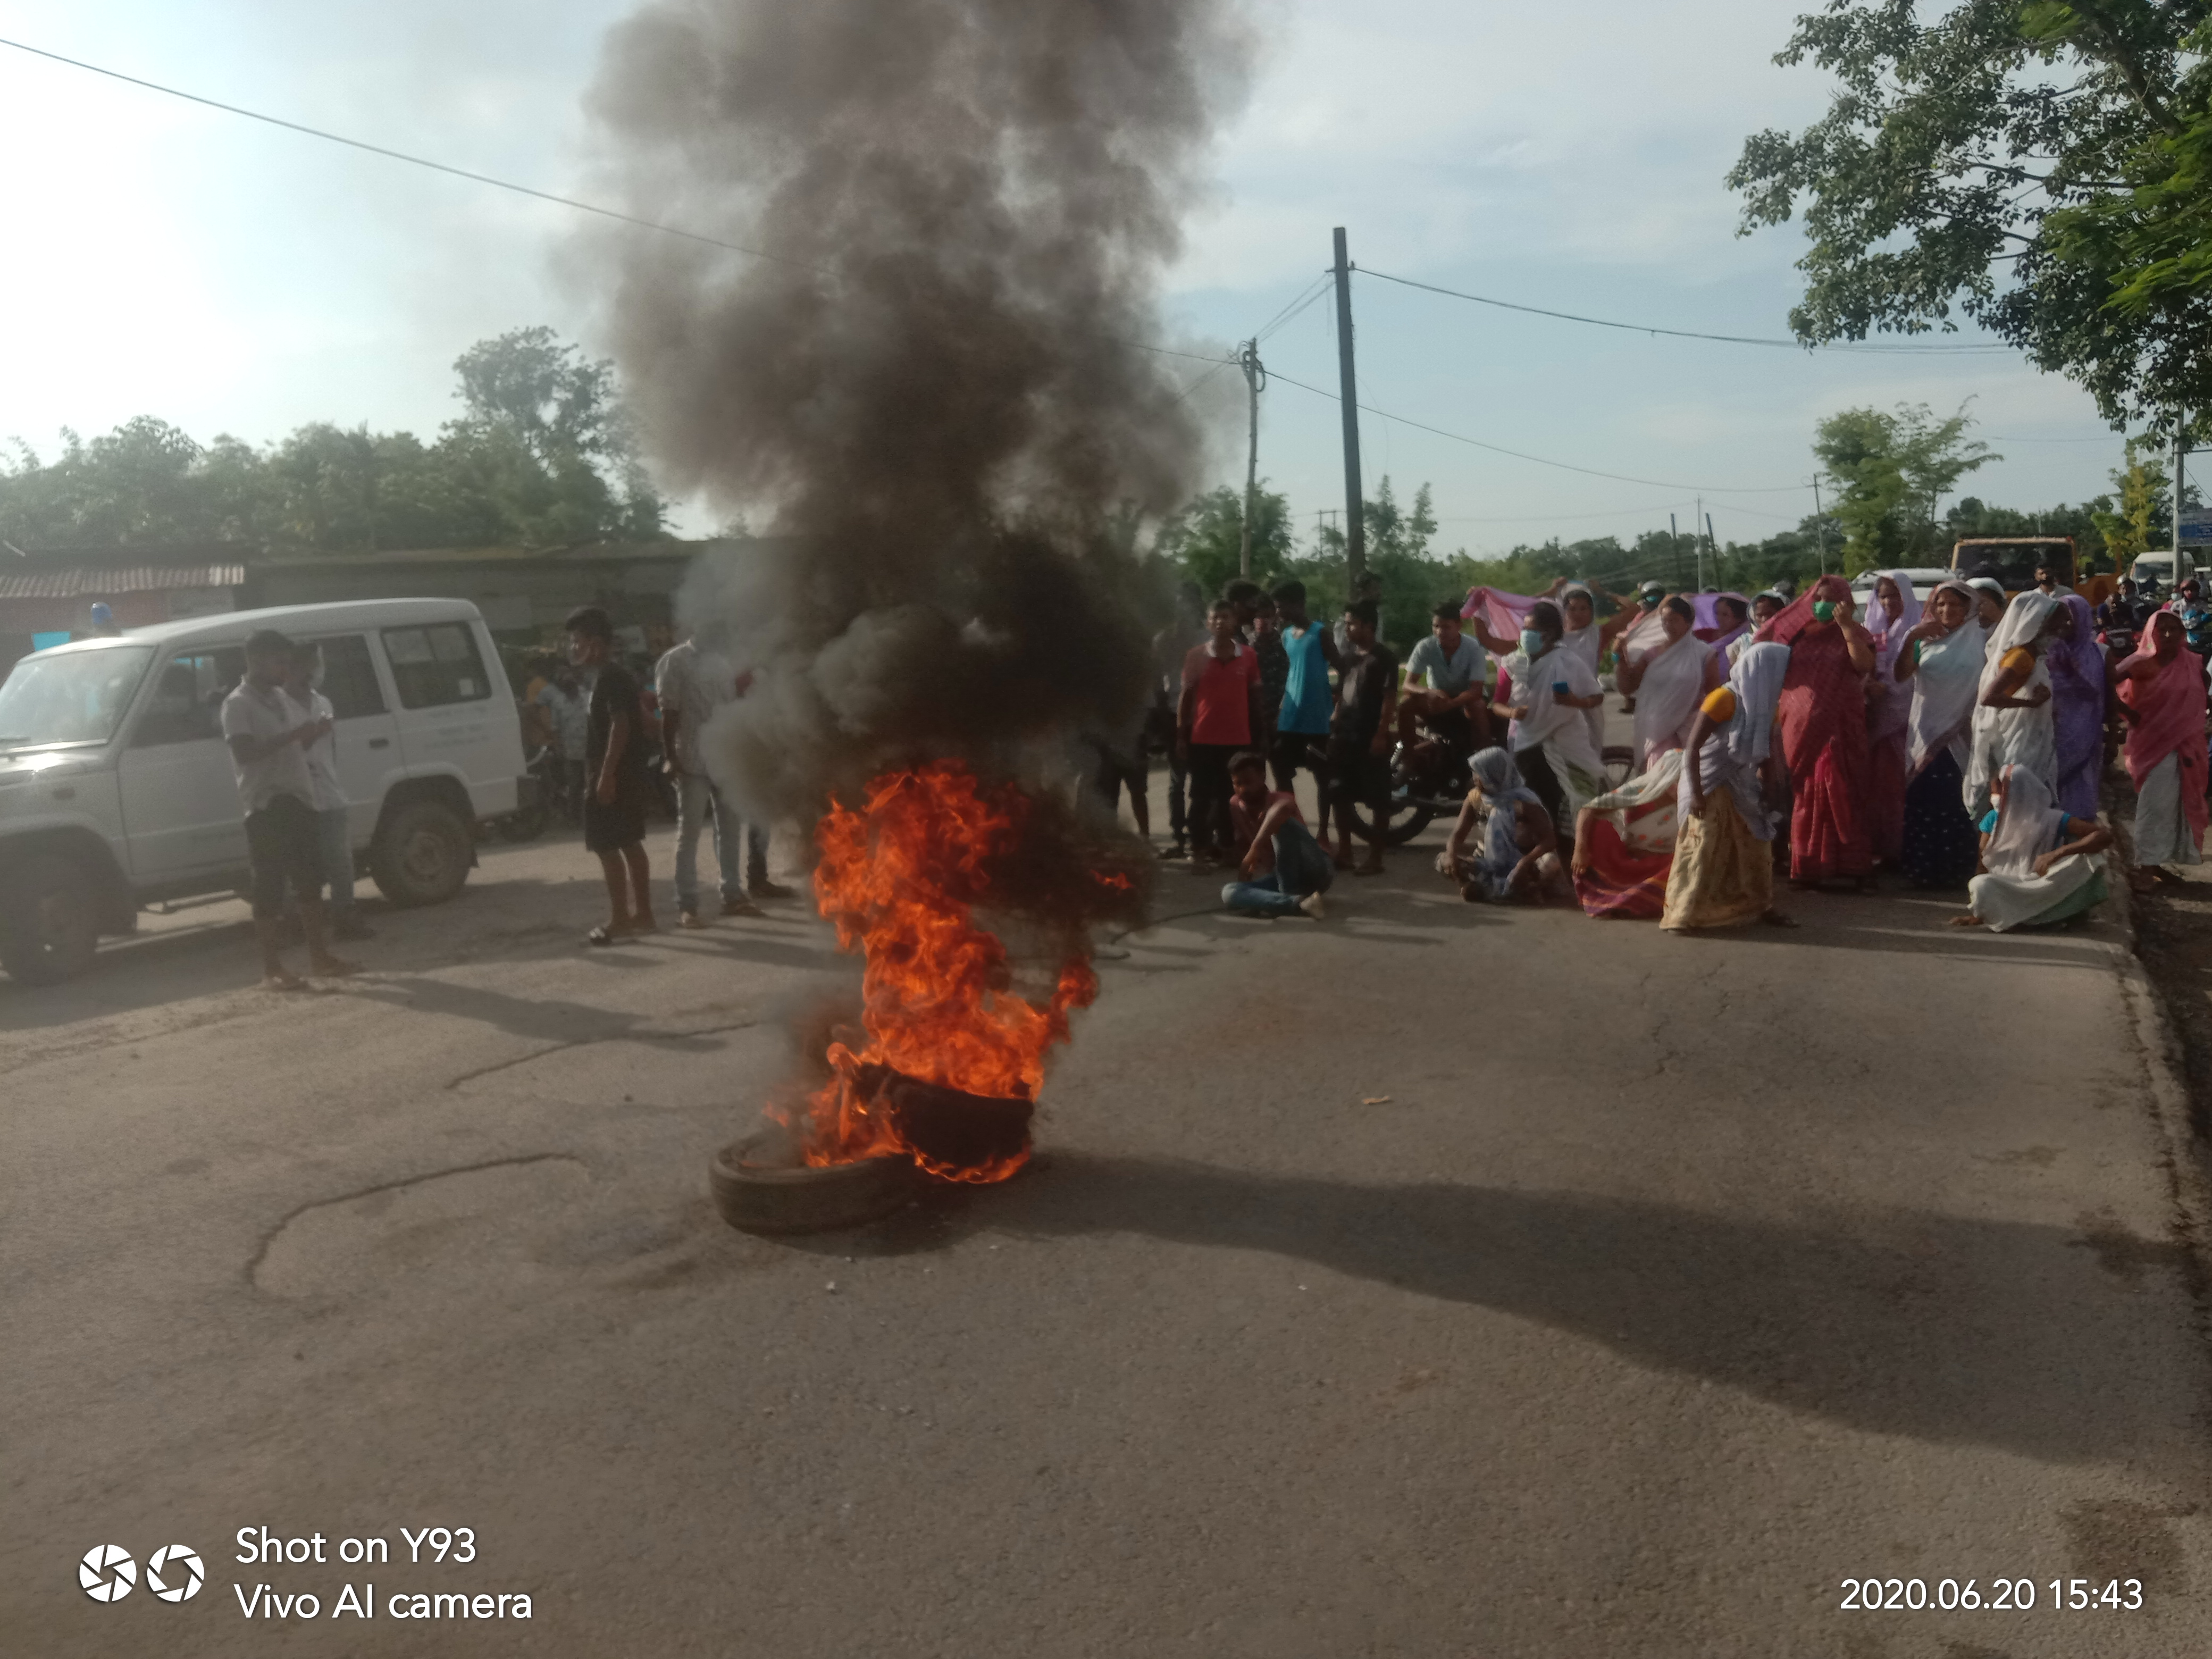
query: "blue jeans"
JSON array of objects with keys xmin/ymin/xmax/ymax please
[
  {"xmin": 673, "ymin": 773, "xmax": 766, "ymax": 912},
  {"xmin": 317, "ymin": 805, "xmax": 356, "ymax": 909},
  {"xmin": 1221, "ymin": 821, "xmax": 1335, "ymax": 917}
]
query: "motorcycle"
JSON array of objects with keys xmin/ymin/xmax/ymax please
[{"xmin": 1345, "ymin": 718, "xmax": 1636, "ymax": 848}]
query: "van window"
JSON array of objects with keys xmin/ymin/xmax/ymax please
[
  {"xmin": 133, "ymin": 648, "xmax": 246, "ymax": 747},
  {"xmin": 382, "ymin": 623, "xmax": 491, "ymax": 709},
  {"xmin": 304, "ymin": 634, "xmax": 387, "ymax": 719}
]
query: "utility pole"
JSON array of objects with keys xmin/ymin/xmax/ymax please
[
  {"xmin": 1331, "ymin": 228, "xmax": 1366, "ymax": 585},
  {"xmin": 1237, "ymin": 339, "xmax": 1266, "ymax": 580},
  {"xmin": 2174, "ymin": 410, "xmax": 2188, "ymax": 559},
  {"xmin": 1669, "ymin": 512, "xmax": 1683, "ymax": 589},
  {"xmin": 1694, "ymin": 494, "xmax": 1705, "ymax": 592},
  {"xmin": 1706, "ymin": 513, "xmax": 1718, "ymax": 590},
  {"xmin": 1811, "ymin": 475, "xmax": 1829, "ymax": 574}
]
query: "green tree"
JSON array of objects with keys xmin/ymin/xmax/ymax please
[
  {"xmin": 1812, "ymin": 403, "xmax": 1996, "ymax": 572},
  {"xmin": 2089, "ymin": 435, "xmax": 2173, "ymax": 568},
  {"xmin": 0, "ymin": 328, "xmax": 667, "ymax": 552},
  {"xmin": 1728, "ymin": 1, "xmax": 2212, "ymax": 432},
  {"xmin": 1152, "ymin": 481, "xmax": 1295, "ymax": 599},
  {"xmin": 1299, "ymin": 477, "xmax": 1454, "ymax": 652}
]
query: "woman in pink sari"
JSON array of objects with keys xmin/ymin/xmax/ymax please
[
  {"xmin": 1754, "ymin": 574, "xmax": 1878, "ymax": 889},
  {"xmin": 2116, "ymin": 610, "xmax": 2208, "ymax": 889}
]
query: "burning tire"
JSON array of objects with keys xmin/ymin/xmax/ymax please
[{"xmin": 709, "ymin": 1132, "xmax": 917, "ymax": 1235}]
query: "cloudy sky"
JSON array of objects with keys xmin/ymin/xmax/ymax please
[{"xmin": 0, "ymin": 1, "xmax": 2131, "ymax": 560}]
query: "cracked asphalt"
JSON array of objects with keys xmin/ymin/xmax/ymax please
[{"xmin": 4, "ymin": 794, "xmax": 2211, "ymax": 1657}]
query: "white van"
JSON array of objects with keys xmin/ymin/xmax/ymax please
[
  {"xmin": 2129, "ymin": 549, "xmax": 2199, "ymax": 591},
  {"xmin": 0, "ymin": 599, "xmax": 529, "ymax": 983}
]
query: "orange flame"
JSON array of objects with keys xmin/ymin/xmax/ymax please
[{"xmin": 797, "ymin": 761, "xmax": 1097, "ymax": 1182}]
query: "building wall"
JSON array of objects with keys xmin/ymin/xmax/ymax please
[{"xmin": 0, "ymin": 589, "xmax": 236, "ymax": 677}]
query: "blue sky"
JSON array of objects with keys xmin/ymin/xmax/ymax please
[{"xmin": 0, "ymin": 1, "xmax": 2131, "ymax": 555}]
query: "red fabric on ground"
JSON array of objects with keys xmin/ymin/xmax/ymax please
[{"xmin": 1573, "ymin": 818, "xmax": 1670, "ymax": 919}]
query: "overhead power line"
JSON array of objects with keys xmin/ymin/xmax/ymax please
[
  {"xmin": 1357, "ymin": 266, "xmax": 2017, "ymax": 355},
  {"xmin": 1264, "ymin": 368, "xmax": 1808, "ymax": 496},
  {"xmin": 0, "ymin": 34, "xmax": 806, "ymax": 270},
  {"xmin": 0, "ymin": 34, "xmax": 1221, "ymax": 373}
]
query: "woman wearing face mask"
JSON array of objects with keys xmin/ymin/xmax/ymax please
[
  {"xmin": 1662, "ymin": 641, "xmax": 1795, "ymax": 930},
  {"xmin": 1964, "ymin": 589, "xmax": 2065, "ymax": 822},
  {"xmin": 1891, "ymin": 580, "xmax": 1987, "ymax": 888},
  {"xmin": 2045, "ymin": 591, "xmax": 2108, "ymax": 821},
  {"xmin": 1861, "ymin": 571, "xmax": 1923, "ymax": 865},
  {"xmin": 1753, "ymin": 574, "xmax": 1878, "ymax": 890},
  {"xmin": 2116, "ymin": 609, "xmax": 2208, "ymax": 887},
  {"xmin": 1954, "ymin": 763, "xmax": 2112, "ymax": 931},
  {"xmin": 1615, "ymin": 593, "xmax": 1721, "ymax": 772},
  {"xmin": 1488, "ymin": 599, "xmax": 1607, "ymax": 854}
]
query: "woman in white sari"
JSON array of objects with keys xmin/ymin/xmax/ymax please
[
  {"xmin": 1964, "ymin": 589, "xmax": 2064, "ymax": 819},
  {"xmin": 1554, "ymin": 581, "xmax": 1630, "ymax": 753},
  {"xmin": 1489, "ymin": 599, "xmax": 1608, "ymax": 852},
  {"xmin": 1892, "ymin": 579, "xmax": 1987, "ymax": 887},
  {"xmin": 1615, "ymin": 594, "xmax": 1721, "ymax": 771},
  {"xmin": 1662, "ymin": 642, "xmax": 1795, "ymax": 931},
  {"xmin": 1957, "ymin": 763, "xmax": 2111, "ymax": 931}
]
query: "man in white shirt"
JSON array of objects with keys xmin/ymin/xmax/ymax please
[
  {"xmin": 221, "ymin": 630, "xmax": 356, "ymax": 987},
  {"xmin": 284, "ymin": 644, "xmax": 373, "ymax": 942},
  {"xmin": 655, "ymin": 633, "xmax": 785, "ymax": 926}
]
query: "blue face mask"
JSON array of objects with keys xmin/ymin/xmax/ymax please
[{"xmin": 1519, "ymin": 628, "xmax": 1545, "ymax": 657}]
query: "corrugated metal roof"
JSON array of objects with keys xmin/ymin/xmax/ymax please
[{"xmin": 0, "ymin": 565, "xmax": 244, "ymax": 599}]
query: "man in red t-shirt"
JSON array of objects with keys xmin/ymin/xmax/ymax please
[{"xmin": 1176, "ymin": 599, "xmax": 1262, "ymax": 862}]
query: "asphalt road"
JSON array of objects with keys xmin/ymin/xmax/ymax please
[{"xmin": 4, "ymin": 786, "xmax": 2210, "ymax": 1658}]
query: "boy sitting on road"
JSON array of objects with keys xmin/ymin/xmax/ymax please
[{"xmin": 1219, "ymin": 751, "xmax": 1330, "ymax": 919}]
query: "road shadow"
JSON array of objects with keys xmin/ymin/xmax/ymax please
[
  {"xmin": 354, "ymin": 974, "xmax": 735, "ymax": 1054},
  {"xmin": 806, "ymin": 1152, "xmax": 2193, "ymax": 1470}
]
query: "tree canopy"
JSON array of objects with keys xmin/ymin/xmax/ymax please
[
  {"xmin": 1729, "ymin": 1, "xmax": 2212, "ymax": 431},
  {"xmin": 0, "ymin": 328, "xmax": 666, "ymax": 554},
  {"xmin": 1811, "ymin": 401, "xmax": 1998, "ymax": 571}
]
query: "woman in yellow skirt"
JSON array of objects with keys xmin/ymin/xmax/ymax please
[{"xmin": 1663, "ymin": 642, "xmax": 1797, "ymax": 931}]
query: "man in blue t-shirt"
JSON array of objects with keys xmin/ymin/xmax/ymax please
[{"xmin": 1269, "ymin": 580, "xmax": 1343, "ymax": 839}]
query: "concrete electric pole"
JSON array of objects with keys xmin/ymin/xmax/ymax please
[
  {"xmin": 1331, "ymin": 228, "xmax": 1366, "ymax": 585},
  {"xmin": 1237, "ymin": 338, "xmax": 1266, "ymax": 580}
]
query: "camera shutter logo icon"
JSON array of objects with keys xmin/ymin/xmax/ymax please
[
  {"xmin": 146, "ymin": 1545, "xmax": 205, "ymax": 1603},
  {"xmin": 79, "ymin": 1546, "xmax": 136, "ymax": 1603}
]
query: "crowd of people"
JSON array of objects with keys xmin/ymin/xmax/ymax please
[
  {"xmin": 548, "ymin": 606, "xmax": 793, "ymax": 947},
  {"xmin": 1168, "ymin": 564, "xmax": 2208, "ymax": 937},
  {"xmin": 219, "ymin": 608, "xmax": 794, "ymax": 986}
]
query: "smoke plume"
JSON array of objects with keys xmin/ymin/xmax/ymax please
[{"xmin": 584, "ymin": 0, "xmax": 1255, "ymax": 818}]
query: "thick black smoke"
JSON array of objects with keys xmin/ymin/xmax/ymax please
[{"xmin": 584, "ymin": 0, "xmax": 1254, "ymax": 818}]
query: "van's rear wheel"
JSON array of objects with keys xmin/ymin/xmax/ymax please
[
  {"xmin": 371, "ymin": 798, "xmax": 472, "ymax": 908},
  {"xmin": 0, "ymin": 853, "xmax": 102, "ymax": 984}
]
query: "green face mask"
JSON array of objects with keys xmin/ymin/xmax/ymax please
[{"xmin": 1811, "ymin": 600, "xmax": 1836, "ymax": 623}]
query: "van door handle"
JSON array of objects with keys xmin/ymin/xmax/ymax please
[{"xmin": 368, "ymin": 738, "xmax": 391, "ymax": 749}]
